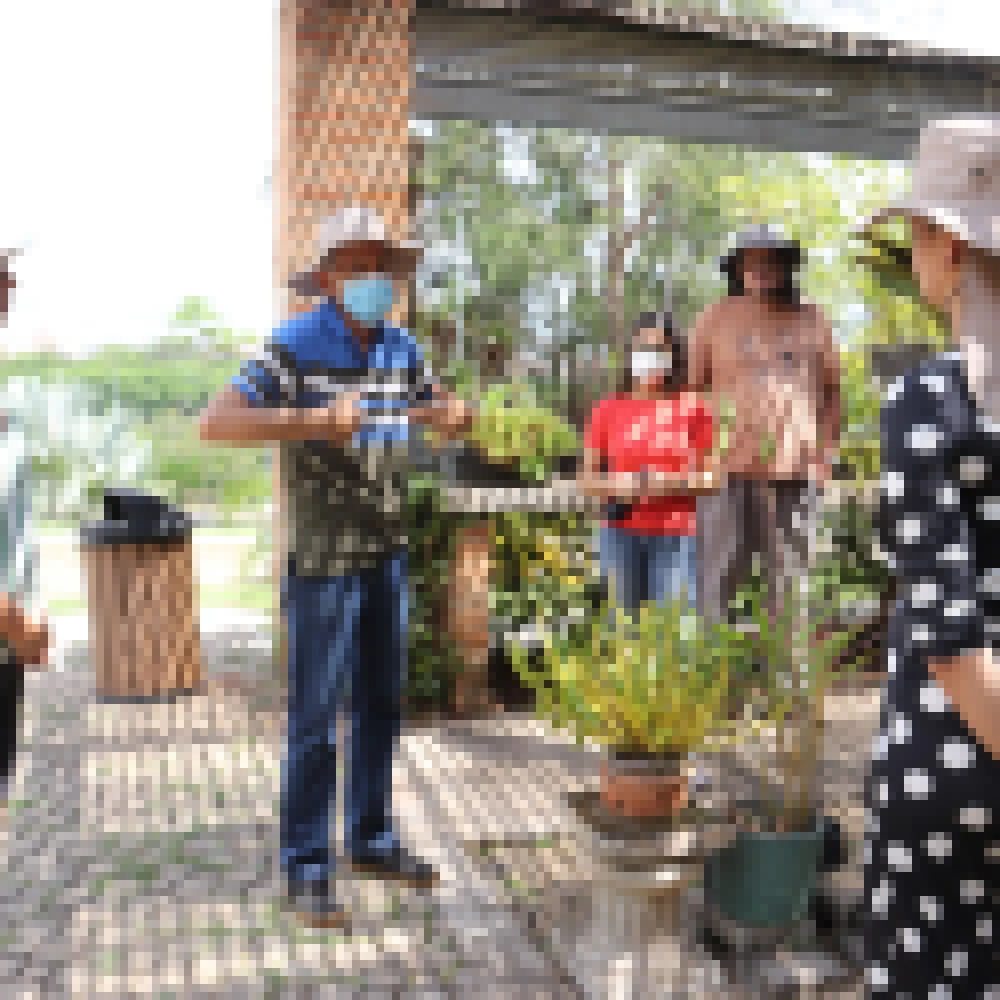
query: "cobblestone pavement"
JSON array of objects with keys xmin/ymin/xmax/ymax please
[
  {"xmin": 3, "ymin": 619, "xmax": 576, "ymax": 999},
  {"xmin": 1, "ymin": 616, "xmax": 883, "ymax": 999}
]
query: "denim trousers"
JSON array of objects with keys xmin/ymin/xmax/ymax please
[
  {"xmin": 280, "ymin": 551, "xmax": 407, "ymax": 884},
  {"xmin": 598, "ymin": 526, "xmax": 698, "ymax": 613}
]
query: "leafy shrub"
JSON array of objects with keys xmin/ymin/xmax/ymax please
[
  {"xmin": 406, "ymin": 473, "xmax": 462, "ymax": 709},
  {"xmin": 512, "ymin": 597, "xmax": 737, "ymax": 755},
  {"xmin": 467, "ymin": 383, "xmax": 580, "ymax": 482}
]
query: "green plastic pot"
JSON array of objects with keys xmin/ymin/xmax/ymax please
[{"xmin": 705, "ymin": 818, "xmax": 825, "ymax": 928}]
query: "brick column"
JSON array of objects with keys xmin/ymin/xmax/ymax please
[
  {"xmin": 276, "ymin": 0, "xmax": 413, "ymax": 313},
  {"xmin": 274, "ymin": 0, "xmax": 415, "ymax": 672}
]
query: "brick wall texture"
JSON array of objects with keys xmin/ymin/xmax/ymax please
[{"xmin": 277, "ymin": 0, "xmax": 414, "ymax": 321}]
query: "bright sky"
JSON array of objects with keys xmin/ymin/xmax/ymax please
[
  {"xmin": 789, "ymin": 0, "xmax": 1000, "ymax": 56},
  {"xmin": 0, "ymin": 0, "xmax": 997, "ymax": 356},
  {"xmin": 0, "ymin": 1, "xmax": 277, "ymax": 356}
]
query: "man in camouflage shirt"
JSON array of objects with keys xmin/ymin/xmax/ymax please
[{"xmin": 200, "ymin": 209, "xmax": 471, "ymax": 927}]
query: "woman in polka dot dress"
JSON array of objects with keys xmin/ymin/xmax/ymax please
[{"xmin": 861, "ymin": 119, "xmax": 1000, "ymax": 997}]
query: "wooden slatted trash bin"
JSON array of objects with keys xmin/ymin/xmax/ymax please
[{"xmin": 81, "ymin": 489, "xmax": 201, "ymax": 700}]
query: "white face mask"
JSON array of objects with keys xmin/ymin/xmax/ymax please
[{"xmin": 630, "ymin": 351, "xmax": 672, "ymax": 379}]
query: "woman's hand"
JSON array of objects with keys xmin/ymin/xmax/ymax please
[
  {"xmin": 642, "ymin": 468, "xmax": 719, "ymax": 496},
  {"xmin": 928, "ymin": 647, "xmax": 1000, "ymax": 759}
]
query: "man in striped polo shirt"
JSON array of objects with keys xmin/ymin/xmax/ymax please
[{"xmin": 200, "ymin": 209, "xmax": 472, "ymax": 926}]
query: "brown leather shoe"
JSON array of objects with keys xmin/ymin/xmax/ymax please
[
  {"xmin": 347, "ymin": 847, "xmax": 438, "ymax": 889},
  {"xmin": 286, "ymin": 879, "xmax": 347, "ymax": 929}
]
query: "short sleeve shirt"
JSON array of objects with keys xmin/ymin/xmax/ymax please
[
  {"xmin": 232, "ymin": 300, "xmax": 437, "ymax": 577},
  {"xmin": 0, "ymin": 409, "xmax": 38, "ymax": 666},
  {"xmin": 702, "ymin": 301, "xmax": 830, "ymax": 480},
  {"xmin": 584, "ymin": 392, "xmax": 714, "ymax": 536}
]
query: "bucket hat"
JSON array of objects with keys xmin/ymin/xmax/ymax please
[
  {"xmin": 719, "ymin": 224, "xmax": 802, "ymax": 281},
  {"xmin": 859, "ymin": 118, "xmax": 1000, "ymax": 288},
  {"xmin": 288, "ymin": 206, "xmax": 421, "ymax": 296}
]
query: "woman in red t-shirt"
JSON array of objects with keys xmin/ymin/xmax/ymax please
[{"xmin": 580, "ymin": 312, "xmax": 718, "ymax": 612}]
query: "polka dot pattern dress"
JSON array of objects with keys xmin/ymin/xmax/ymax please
[{"xmin": 864, "ymin": 353, "xmax": 1000, "ymax": 997}]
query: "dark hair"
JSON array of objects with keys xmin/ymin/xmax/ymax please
[
  {"xmin": 721, "ymin": 246, "xmax": 802, "ymax": 307},
  {"xmin": 617, "ymin": 311, "xmax": 687, "ymax": 395}
]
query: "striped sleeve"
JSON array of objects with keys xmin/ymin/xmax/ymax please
[
  {"xmin": 231, "ymin": 341, "xmax": 295, "ymax": 407},
  {"xmin": 408, "ymin": 337, "xmax": 439, "ymax": 404}
]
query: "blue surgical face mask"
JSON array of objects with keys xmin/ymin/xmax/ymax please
[{"xmin": 340, "ymin": 275, "xmax": 396, "ymax": 326}]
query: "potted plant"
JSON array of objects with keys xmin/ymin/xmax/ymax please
[
  {"xmin": 452, "ymin": 383, "xmax": 580, "ymax": 486},
  {"xmin": 705, "ymin": 574, "xmax": 854, "ymax": 930},
  {"xmin": 511, "ymin": 594, "xmax": 738, "ymax": 821}
]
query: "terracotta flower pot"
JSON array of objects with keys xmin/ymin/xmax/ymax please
[{"xmin": 600, "ymin": 750, "xmax": 688, "ymax": 820}]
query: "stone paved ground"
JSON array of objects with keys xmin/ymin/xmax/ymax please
[
  {"xmin": 1, "ymin": 615, "xmax": 882, "ymax": 999},
  {"xmin": 2, "ymin": 619, "xmax": 575, "ymax": 999}
]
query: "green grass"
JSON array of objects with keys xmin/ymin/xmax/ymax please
[{"xmin": 197, "ymin": 583, "xmax": 275, "ymax": 612}]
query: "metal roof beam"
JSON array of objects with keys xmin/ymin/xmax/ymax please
[{"xmin": 413, "ymin": 7, "xmax": 1000, "ymax": 158}]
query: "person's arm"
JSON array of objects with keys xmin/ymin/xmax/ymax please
[
  {"xmin": 199, "ymin": 386, "xmax": 360, "ymax": 446},
  {"xmin": 633, "ymin": 395, "xmax": 720, "ymax": 497},
  {"xmin": 201, "ymin": 339, "xmax": 362, "ymax": 446},
  {"xmin": 578, "ymin": 399, "xmax": 646, "ymax": 499},
  {"xmin": 815, "ymin": 312, "xmax": 842, "ymax": 480},
  {"xmin": 927, "ymin": 648, "xmax": 1000, "ymax": 758},
  {"xmin": 687, "ymin": 307, "xmax": 715, "ymax": 394},
  {"xmin": 409, "ymin": 384, "xmax": 474, "ymax": 438},
  {"xmin": 577, "ymin": 447, "xmax": 647, "ymax": 500},
  {"xmin": 0, "ymin": 593, "xmax": 47, "ymax": 666},
  {"xmin": 881, "ymin": 369, "xmax": 996, "ymax": 757}
]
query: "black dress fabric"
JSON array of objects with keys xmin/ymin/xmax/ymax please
[
  {"xmin": 863, "ymin": 352, "xmax": 1000, "ymax": 997},
  {"xmin": 0, "ymin": 661, "xmax": 22, "ymax": 786}
]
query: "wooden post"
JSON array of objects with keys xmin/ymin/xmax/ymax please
[{"xmin": 448, "ymin": 520, "xmax": 495, "ymax": 715}]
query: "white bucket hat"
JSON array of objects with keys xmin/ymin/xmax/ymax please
[
  {"xmin": 288, "ymin": 206, "xmax": 421, "ymax": 295},
  {"xmin": 860, "ymin": 118, "xmax": 1000, "ymax": 285}
]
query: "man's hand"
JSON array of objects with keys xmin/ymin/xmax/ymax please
[
  {"xmin": 809, "ymin": 451, "xmax": 836, "ymax": 487},
  {"xmin": 410, "ymin": 393, "xmax": 473, "ymax": 438},
  {"xmin": 808, "ymin": 462, "xmax": 828, "ymax": 487},
  {"xmin": 15, "ymin": 616, "xmax": 50, "ymax": 670},
  {"xmin": 303, "ymin": 392, "xmax": 363, "ymax": 443}
]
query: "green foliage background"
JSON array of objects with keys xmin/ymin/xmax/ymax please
[
  {"xmin": 0, "ymin": 298, "xmax": 272, "ymax": 518},
  {"xmin": 0, "ymin": 121, "xmax": 948, "ymax": 703}
]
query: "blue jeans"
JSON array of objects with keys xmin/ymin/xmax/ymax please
[
  {"xmin": 280, "ymin": 551, "xmax": 407, "ymax": 884},
  {"xmin": 599, "ymin": 526, "xmax": 698, "ymax": 612}
]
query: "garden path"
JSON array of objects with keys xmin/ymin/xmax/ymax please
[{"xmin": 0, "ymin": 613, "xmax": 882, "ymax": 998}]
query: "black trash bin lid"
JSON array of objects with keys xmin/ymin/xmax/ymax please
[
  {"xmin": 103, "ymin": 488, "xmax": 167, "ymax": 523},
  {"xmin": 81, "ymin": 489, "xmax": 193, "ymax": 546}
]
